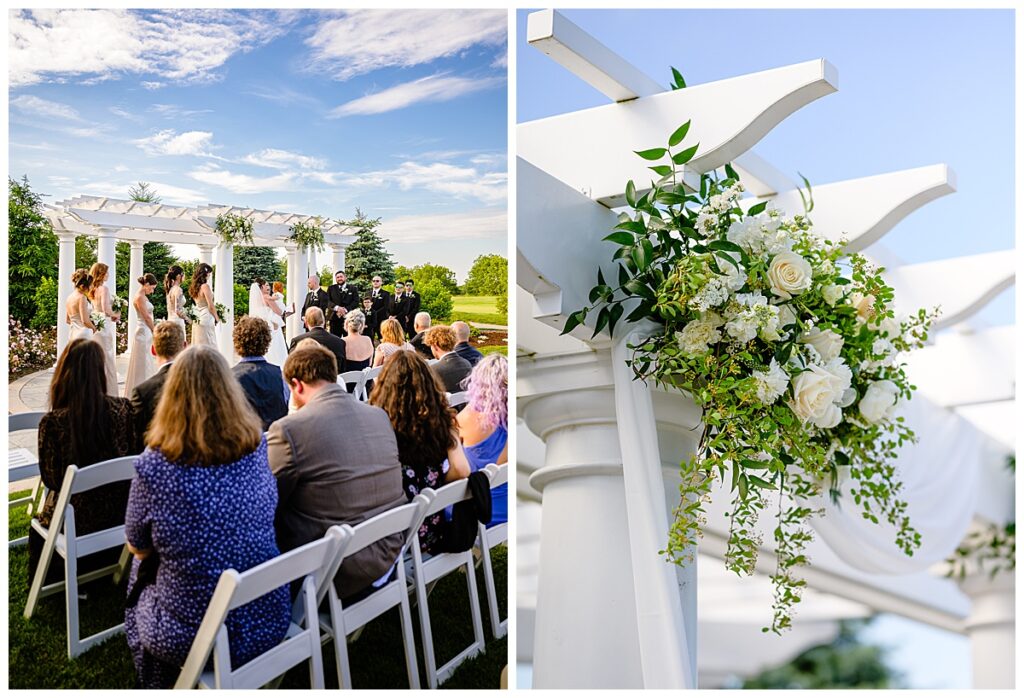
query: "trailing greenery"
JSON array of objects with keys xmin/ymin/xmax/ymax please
[
  {"xmin": 215, "ymin": 212, "xmax": 255, "ymax": 245},
  {"xmin": 288, "ymin": 217, "xmax": 325, "ymax": 252},
  {"xmin": 566, "ymin": 119, "xmax": 935, "ymax": 634},
  {"xmin": 946, "ymin": 455, "xmax": 1015, "ymax": 580}
]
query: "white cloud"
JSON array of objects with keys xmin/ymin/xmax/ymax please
[
  {"xmin": 187, "ymin": 164, "xmax": 295, "ymax": 194},
  {"xmin": 109, "ymin": 105, "xmax": 142, "ymax": 122},
  {"xmin": 9, "ymin": 9, "xmax": 288, "ymax": 88},
  {"xmin": 48, "ymin": 178, "xmax": 209, "ymax": 206},
  {"xmin": 135, "ymin": 130, "xmax": 215, "ymax": 157},
  {"xmin": 149, "ymin": 104, "xmax": 214, "ymax": 119},
  {"xmin": 306, "ymin": 9, "xmax": 506, "ymax": 80},
  {"xmin": 343, "ymin": 160, "xmax": 506, "ymax": 205},
  {"xmin": 379, "ymin": 209, "xmax": 507, "ymax": 243},
  {"xmin": 11, "ymin": 95, "xmax": 82, "ymax": 121},
  {"xmin": 330, "ymin": 73, "xmax": 502, "ymax": 117},
  {"xmin": 241, "ymin": 148, "xmax": 326, "ymax": 171},
  {"xmin": 141, "ymin": 81, "xmax": 164, "ymax": 90}
]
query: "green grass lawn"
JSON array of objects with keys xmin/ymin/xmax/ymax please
[
  {"xmin": 479, "ymin": 346, "xmax": 508, "ymax": 357},
  {"xmin": 451, "ymin": 296, "xmax": 507, "ymax": 327},
  {"xmin": 8, "ymin": 491, "xmax": 507, "ymax": 690}
]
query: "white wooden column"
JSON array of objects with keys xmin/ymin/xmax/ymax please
[
  {"xmin": 96, "ymin": 229, "xmax": 117, "ymax": 353},
  {"xmin": 197, "ymin": 243, "xmax": 215, "ymax": 293},
  {"xmin": 958, "ymin": 570, "xmax": 1015, "ymax": 688},
  {"xmin": 126, "ymin": 240, "xmax": 145, "ymax": 356},
  {"xmin": 330, "ymin": 243, "xmax": 346, "ymax": 276},
  {"xmin": 55, "ymin": 231, "xmax": 77, "ymax": 359},
  {"xmin": 213, "ymin": 241, "xmax": 234, "ymax": 358},
  {"xmin": 285, "ymin": 243, "xmax": 308, "ymax": 342},
  {"xmin": 520, "ymin": 348, "xmax": 701, "ymax": 689}
]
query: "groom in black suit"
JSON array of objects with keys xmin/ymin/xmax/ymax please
[
  {"xmin": 368, "ymin": 274, "xmax": 391, "ymax": 341},
  {"xmin": 300, "ymin": 275, "xmax": 329, "ymax": 330},
  {"xmin": 326, "ymin": 270, "xmax": 360, "ymax": 337},
  {"xmin": 400, "ymin": 279, "xmax": 421, "ymax": 339}
]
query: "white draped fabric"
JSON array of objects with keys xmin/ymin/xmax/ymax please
[
  {"xmin": 810, "ymin": 393, "xmax": 1007, "ymax": 575},
  {"xmin": 248, "ymin": 283, "xmax": 288, "ymax": 367}
]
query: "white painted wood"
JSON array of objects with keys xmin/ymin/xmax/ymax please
[
  {"xmin": 96, "ymin": 229, "xmax": 118, "ymax": 354},
  {"xmin": 958, "ymin": 570, "xmax": 1015, "ymax": 688},
  {"xmin": 213, "ymin": 241, "xmax": 234, "ymax": 357},
  {"xmin": 56, "ymin": 231, "xmax": 77, "ymax": 358},
  {"xmin": 126, "ymin": 240, "xmax": 144, "ymax": 356},
  {"xmin": 518, "ymin": 59, "xmax": 837, "ymax": 206},
  {"xmin": 331, "ymin": 243, "xmax": 347, "ymax": 276}
]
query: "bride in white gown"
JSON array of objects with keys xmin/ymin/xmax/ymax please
[{"xmin": 249, "ymin": 280, "xmax": 289, "ymax": 368}]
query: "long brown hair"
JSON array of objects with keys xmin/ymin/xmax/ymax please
[
  {"xmin": 188, "ymin": 263, "xmax": 213, "ymax": 300},
  {"xmin": 368, "ymin": 349, "xmax": 456, "ymax": 463},
  {"xmin": 87, "ymin": 262, "xmax": 108, "ymax": 300},
  {"xmin": 146, "ymin": 345, "xmax": 262, "ymax": 466},
  {"xmin": 164, "ymin": 265, "xmax": 184, "ymax": 294},
  {"xmin": 49, "ymin": 338, "xmax": 113, "ymax": 465}
]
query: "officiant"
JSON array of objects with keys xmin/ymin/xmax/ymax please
[
  {"xmin": 326, "ymin": 270, "xmax": 359, "ymax": 337},
  {"xmin": 300, "ymin": 275, "xmax": 329, "ymax": 330}
]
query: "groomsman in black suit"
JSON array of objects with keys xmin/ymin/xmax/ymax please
[
  {"xmin": 400, "ymin": 279, "xmax": 421, "ymax": 338},
  {"xmin": 368, "ymin": 274, "xmax": 391, "ymax": 342},
  {"xmin": 326, "ymin": 270, "xmax": 360, "ymax": 337},
  {"xmin": 390, "ymin": 282, "xmax": 410, "ymax": 333},
  {"xmin": 300, "ymin": 275, "xmax": 329, "ymax": 330}
]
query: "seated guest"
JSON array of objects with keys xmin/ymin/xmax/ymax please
[
  {"xmin": 130, "ymin": 321, "xmax": 185, "ymax": 449},
  {"xmin": 232, "ymin": 316, "xmax": 289, "ymax": 430},
  {"xmin": 30, "ymin": 338, "xmax": 136, "ymax": 581},
  {"xmin": 457, "ymin": 354, "xmax": 509, "ymax": 526},
  {"xmin": 372, "ymin": 317, "xmax": 413, "ymax": 367},
  {"xmin": 344, "ymin": 309, "xmax": 374, "ymax": 371},
  {"xmin": 268, "ymin": 345, "xmax": 407, "ymax": 600},
  {"xmin": 289, "ymin": 307, "xmax": 347, "ymax": 373},
  {"xmin": 124, "ymin": 345, "xmax": 290, "ymax": 688},
  {"xmin": 369, "ymin": 350, "xmax": 470, "ymax": 554},
  {"xmin": 409, "ymin": 311, "xmax": 433, "ymax": 359},
  {"xmin": 452, "ymin": 320, "xmax": 484, "ymax": 367},
  {"xmin": 423, "ymin": 325, "xmax": 473, "ymax": 394}
]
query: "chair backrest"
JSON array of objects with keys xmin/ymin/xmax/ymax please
[
  {"xmin": 67, "ymin": 456, "xmax": 138, "ymax": 495},
  {"xmin": 338, "ymin": 370, "xmax": 364, "ymax": 387},
  {"xmin": 483, "ymin": 463, "xmax": 507, "ymax": 488},
  {"xmin": 421, "ymin": 477, "xmax": 473, "ymax": 517},
  {"xmin": 9, "ymin": 411, "xmax": 45, "ymax": 433},
  {"xmin": 446, "ymin": 391, "xmax": 468, "ymax": 407},
  {"xmin": 362, "ymin": 365, "xmax": 383, "ymax": 380}
]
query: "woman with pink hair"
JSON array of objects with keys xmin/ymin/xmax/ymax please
[{"xmin": 456, "ymin": 353, "xmax": 508, "ymax": 525}]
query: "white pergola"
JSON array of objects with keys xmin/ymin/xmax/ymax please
[
  {"xmin": 517, "ymin": 10, "xmax": 1015, "ymax": 690},
  {"xmin": 44, "ymin": 197, "xmax": 358, "ymax": 360}
]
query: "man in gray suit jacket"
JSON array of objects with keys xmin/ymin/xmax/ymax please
[{"xmin": 267, "ymin": 344, "xmax": 407, "ymax": 600}]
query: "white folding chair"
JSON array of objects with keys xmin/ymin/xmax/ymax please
[
  {"xmin": 9, "ymin": 411, "xmax": 47, "ymax": 547},
  {"xmin": 338, "ymin": 370, "xmax": 366, "ymax": 398},
  {"xmin": 411, "ymin": 479, "xmax": 486, "ymax": 688},
  {"xmin": 446, "ymin": 391, "xmax": 469, "ymax": 408},
  {"xmin": 23, "ymin": 455, "xmax": 137, "ymax": 658},
  {"xmin": 479, "ymin": 464, "xmax": 508, "ymax": 639},
  {"xmin": 175, "ymin": 530, "xmax": 344, "ymax": 689},
  {"xmin": 358, "ymin": 366, "xmax": 383, "ymax": 401},
  {"xmin": 318, "ymin": 494, "xmax": 431, "ymax": 689}
]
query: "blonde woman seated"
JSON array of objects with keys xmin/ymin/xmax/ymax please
[
  {"xmin": 372, "ymin": 317, "xmax": 414, "ymax": 367},
  {"xmin": 344, "ymin": 310, "xmax": 374, "ymax": 372}
]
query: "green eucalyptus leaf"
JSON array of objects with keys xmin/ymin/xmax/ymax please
[
  {"xmin": 603, "ymin": 231, "xmax": 635, "ymax": 246},
  {"xmin": 672, "ymin": 143, "xmax": 700, "ymax": 165},
  {"xmin": 625, "ymin": 180, "xmax": 637, "ymax": 207},
  {"xmin": 624, "ymin": 279, "xmax": 656, "ymax": 300},
  {"xmin": 635, "ymin": 147, "xmax": 668, "ymax": 161},
  {"xmin": 649, "ymin": 165, "xmax": 673, "ymax": 177},
  {"xmin": 724, "ymin": 162, "xmax": 739, "ymax": 180},
  {"xmin": 561, "ymin": 309, "xmax": 585, "ymax": 336},
  {"xmin": 670, "ymin": 66, "xmax": 687, "ymax": 89},
  {"xmin": 668, "ymin": 120, "xmax": 691, "ymax": 148},
  {"xmin": 592, "ymin": 305, "xmax": 611, "ymax": 338},
  {"xmin": 618, "ymin": 263, "xmax": 630, "ymax": 286},
  {"xmin": 747, "ymin": 201, "xmax": 768, "ymax": 216}
]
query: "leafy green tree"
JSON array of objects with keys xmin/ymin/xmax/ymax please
[
  {"xmin": 463, "ymin": 254, "xmax": 508, "ymax": 296},
  {"xmin": 318, "ymin": 265, "xmax": 333, "ymax": 289},
  {"xmin": 339, "ymin": 207, "xmax": 395, "ymax": 295},
  {"xmin": 742, "ymin": 621, "xmax": 900, "ymax": 689},
  {"xmin": 9, "ymin": 176, "xmax": 58, "ymax": 325},
  {"xmin": 393, "ymin": 263, "xmax": 460, "ymax": 296},
  {"xmin": 32, "ymin": 276, "xmax": 60, "ymax": 330},
  {"xmin": 234, "ymin": 246, "xmax": 282, "ymax": 286},
  {"xmin": 75, "ymin": 236, "xmax": 97, "ymax": 269},
  {"xmin": 496, "ymin": 291, "xmax": 508, "ymax": 317},
  {"xmin": 234, "ymin": 283, "xmax": 250, "ymax": 318},
  {"xmin": 417, "ymin": 279, "xmax": 454, "ymax": 322}
]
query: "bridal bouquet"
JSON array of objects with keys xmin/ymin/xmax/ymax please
[
  {"xmin": 111, "ymin": 296, "xmax": 128, "ymax": 312},
  {"xmin": 183, "ymin": 304, "xmax": 199, "ymax": 324},
  {"xmin": 214, "ymin": 303, "xmax": 230, "ymax": 322},
  {"xmin": 89, "ymin": 311, "xmax": 106, "ymax": 332},
  {"xmin": 566, "ymin": 119, "xmax": 937, "ymax": 633}
]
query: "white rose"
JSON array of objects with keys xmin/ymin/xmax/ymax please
[
  {"xmin": 849, "ymin": 291, "xmax": 876, "ymax": 323},
  {"xmin": 824, "ymin": 357, "xmax": 852, "ymax": 396},
  {"xmin": 858, "ymin": 380, "xmax": 899, "ymax": 423},
  {"xmin": 776, "ymin": 303, "xmax": 797, "ymax": 330},
  {"xmin": 821, "ymin": 284, "xmax": 845, "ymax": 306},
  {"xmin": 877, "ymin": 315, "xmax": 901, "ymax": 339},
  {"xmin": 789, "ymin": 364, "xmax": 845, "ymax": 427},
  {"xmin": 767, "ymin": 251, "xmax": 813, "ymax": 300},
  {"xmin": 799, "ymin": 327, "xmax": 844, "ymax": 363}
]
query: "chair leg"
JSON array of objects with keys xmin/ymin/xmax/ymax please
[
  {"xmin": 329, "ymin": 591, "xmax": 353, "ymax": 689},
  {"xmin": 26, "ymin": 478, "xmax": 42, "ymax": 517},
  {"xmin": 415, "ymin": 571, "xmax": 439, "ymax": 689},
  {"xmin": 464, "ymin": 553, "xmax": 486, "ymax": 656},
  {"xmin": 481, "ymin": 539, "xmax": 501, "ymax": 638},
  {"xmin": 112, "ymin": 544, "xmax": 132, "ymax": 585},
  {"xmin": 398, "ymin": 584, "xmax": 421, "ymax": 689},
  {"xmin": 24, "ymin": 524, "xmax": 57, "ymax": 619},
  {"xmin": 65, "ymin": 546, "xmax": 81, "ymax": 659}
]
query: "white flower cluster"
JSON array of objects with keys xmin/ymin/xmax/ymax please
[
  {"xmin": 726, "ymin": 213, "xmax": 790, "ymax": 256},
  {"xmin": 724, "ymin": 292, "xmax": 782, "ymax": 343},
  {"xmin": 90, "ymin": 311, "xmax": 106, "ymax": 331},
  {"xmin": 676, "ymin": 311, "xmax": 724, "ymax": 356}
]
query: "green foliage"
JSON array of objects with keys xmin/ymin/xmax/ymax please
[
  {"xmin": 417, "ymin": 279, "xmax": 454, "ymax": 322},
  {"xmin": 318, "ymin": 265, "xmax": 333, "ymax": 289},
  {"xmin": 114, "ymin": 241, "xmax": 179, "ymax": 321},
  {"xmin": 9, "ymin": 176, "xmax": 58, "ymax": 325},
  {"xmin": 569, "ymin": 118, "xmax": 936, "ymax": 634},
  {"xmin": 288, "ymin": 217, "xmax": 325, "ymax": 252},
  {"xmin": 127, "ymin": 181, "xmax": 161, "ymax": 203},
  {"xmin": 341, "ymin": 208, "xmax": 395, "ymax": 294},
  {"xmin": 496, "ymin": 292, "xmax": 508, "ymax": 317},
  {"xmin": 31, "ymin": 276, "xmax": 59, "ymax": 330},
  {"xmin": 234, "ymin": 246, "xmax": 282, "ymax": 286},
  {"xmin": 463, "ymin": 254, "xmax": 508, "ymax": 296},
  {"xmin": 743, "ymin": 621, "xmax": 899, "ymax": 689},
  {"xmin": 75, "ymin": 236, "xmax": 97, "ymax": 269},
  {"xmin": 394, "ymin": 262, "xmax": 460, "ymax": 297},
  {"xmin": 215, "ymin": 213, "xmax": 255, "ymax": 245},
  {"xmin": 946, "ymin": 454, "xmax": 1015, "ymax": 579},
  {"xmin": 234, "ymin": 283, "xmax": 251, "ymax": 318}
]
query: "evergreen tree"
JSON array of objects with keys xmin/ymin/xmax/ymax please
[
  {"xmin": 116, "ymin": 241, "xmax": 179, "ymax": 320},
  {"xmin": 339, "ymin": 207, "xmax": 395, "ymax": 296},
  {"xmin": 8, "ymin": 176, "xmax": 58, "ymax": 325},
  {"xmin": 128, "ymin": 181, "xmax": 162, "ymax": 203},
  {"xmin": 234, "ymin": 246, "xmax": 282, "ymax": 286}
]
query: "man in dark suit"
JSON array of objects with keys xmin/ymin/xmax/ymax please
[
  {"xmin": 300, "ymin": 275, "xmax": 329, "ymax": 330},
  {"xmin": 423, "ymin": 325, "xmax": 473, "ymax": 393},
  {"xmin": 288, "ymin": 307, "xmax": 347, "ymax": 373},
  {"xmin": 451, "ymin": 321, "xmax": 484, "ymax": 367},
  {"xmin": 409, "ymin": 312, "xmax": 433, "ymax": 360},
  {"xmin": 368, "ymin": 274, "xmax": 391, "ymax": 341},
  {"xmin": 232, "ymin": 315, "xmax": 290, "ymax": 430},
  {"xmin": 390, "ymin": 283, "xmax": 410, "ymax": 333},
  {"xmin": 401, "ymin": 279, "xmax": 421, "ymax": 338},
  {"xmin": 326, "ymin": 270, "xmax": 360, "ymax": 337},
  {"xmin": 130, "ymin": 320, "xmax": 185, "ymax": 449},
  {"xmin": 267, "ymin": 344, "xmax": 407, "ymax": 600}
]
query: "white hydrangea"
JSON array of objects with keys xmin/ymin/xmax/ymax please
[
  {"xmin": 726, "ymin": 217, "xmax": 764, "ymax": 254},
  {"xmin": 718, "ymin": 253, "xmax": 746, "ymax": 291},
  {"xmin": 708, "ymin": 193, "xmax": 731, "ymax": 212},
  {"xmin": 676, "ymin": 312, "xmax": 724, "ymax": 356},
  {"xmin": 858, "ymin": 380, "xmax": 899, "ymax": 423},
  {"xmin": 725, "ymin": 309, "xmax": 759, "ymax": 343},
  {"xmin": 752, "ymin": 358, "xmax": 789, "ymax": 404},
  {"xmin": 689, "ymin": 276, "xmax": 731, "ymax": 312},
  {"xmin": 695, "ymin": 211, "xmax": 718, "ymax": 235}
]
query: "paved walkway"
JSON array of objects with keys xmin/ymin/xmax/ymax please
[{"xmin": 467, "ymin": 322, "xmax": 508, "ymax": 331}]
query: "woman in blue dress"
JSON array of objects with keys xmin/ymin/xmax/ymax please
[
  {"xmin": 124, "ymin": 345, "xmax": 291, "ymax": 688},
  {"xmin": 457, "ymin": 354, "xmax": 508, "ymax": 526}
]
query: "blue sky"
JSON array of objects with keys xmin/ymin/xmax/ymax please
[
  {"xmin": 517, "ymin": 8, "xmax": 1015, "ymax": 689},
  {"xmin": 517, "ymin": 8, "xmax": 1014, "ymax": 327},
  {"xmin": 9, "ymin": 8, "xmax": 508, "ymax": 282}
]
